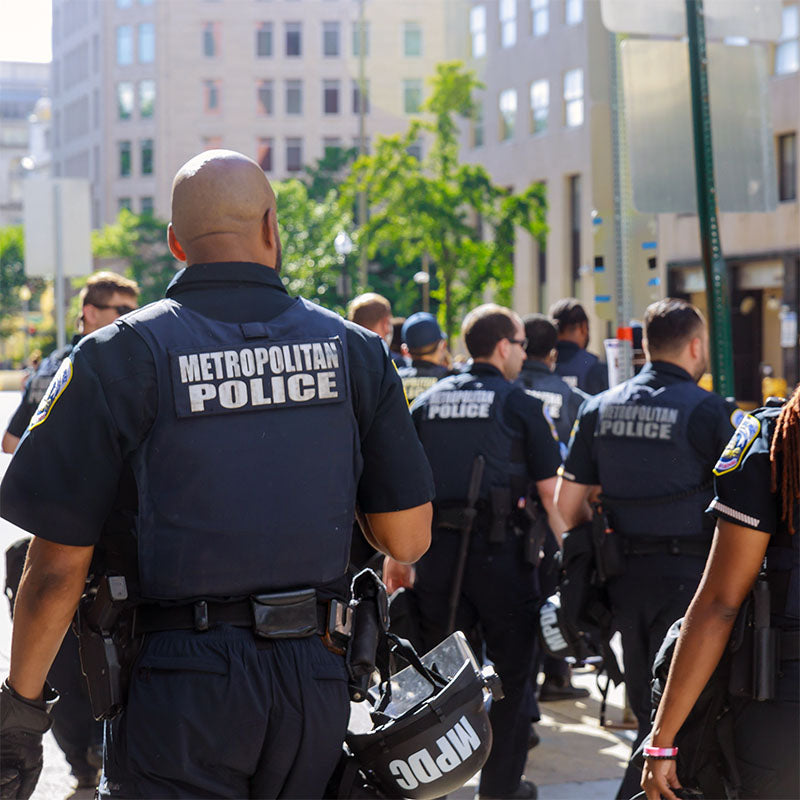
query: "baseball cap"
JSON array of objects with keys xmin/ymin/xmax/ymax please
[{"xmin": 402, "ymin": 312, "xmax": 446, "ymax": 350}]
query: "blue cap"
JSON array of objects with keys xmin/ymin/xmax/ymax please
[{"xmin": 402, "ymin": 312, "xmax": 445, "ymax": 350}]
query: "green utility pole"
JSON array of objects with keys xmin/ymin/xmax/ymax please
[{"xmin": 685, "ymin": 0, "xmax": 735, "ymax": 397}]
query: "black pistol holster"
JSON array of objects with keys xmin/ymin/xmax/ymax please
[
  {"xmin": 590, "ymin": 501, "xmax": 626, "ymax": 582},
  {"xmin": 347, "ymin": 569, "xmax": 389, "ymax": 702}
]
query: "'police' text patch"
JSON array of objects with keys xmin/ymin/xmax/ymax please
[
  {"xmin": 713, "ymin": 413, "xmax": 760, "ymax": 476},
  {"xmin": 169, "ymin": 337, "xmax": 345, "ymax": 417},
  {"xmin": 28, "ymin": 357, "xmax": 73, "ymax": 431}
]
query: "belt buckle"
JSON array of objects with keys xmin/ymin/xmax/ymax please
[
  {"xmin": 193, "ymin": 600, "xmax": 209, "ymax": 631},
  {"xmin": 321, "ymin": 599, "xmax": 352, "ymax": 655}
]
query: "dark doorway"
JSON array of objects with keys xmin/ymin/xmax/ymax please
[{"xmin": 731, "ymin": 282, "xmax": 763, "ymax": 404}]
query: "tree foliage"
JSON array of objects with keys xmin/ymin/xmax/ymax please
[{"xmin": 0, "ymin": 226, "xmax": 26, "ymax": 337}]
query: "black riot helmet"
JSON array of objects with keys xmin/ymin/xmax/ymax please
[{"xmin": 346, "ymin": 633, "xmax": 502, "ymax": 800}]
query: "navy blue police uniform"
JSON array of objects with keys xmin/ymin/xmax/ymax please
[
  {"xmin": 410, "ymin": 362, "xmax": 561, "ymax": 798},
  {"xmin": 398, "ymin": 360, "xmax": 451, "ymax": 405},
  {"xmin": 554, "ymin": 340, "xmax": 608, "ymax": 395},
  {"xmin": 561, "ymin": 360, "xmax": 733, "ymax": 799},
  {"xmin": 707, "ymin": 399, "xmax": 799, "ymax": 799},
  {"xmin": 0, "ymin": 262, "xmax": 434, "ymax": 799}
]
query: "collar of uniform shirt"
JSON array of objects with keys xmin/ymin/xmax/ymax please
[
  {"xmin": 166, "ymin": 262, "xmax": 288, "ymax": 296},
  {"xmin": 521, "ymin": 359, "xmax": 551, "ymax": 375},
  {"xmin": 469, "ymin": 362, "xmax": 504, "ymax": 378},
  {"xmin": 641, "ymin": 360, "xmax": 694, "ymax": 382}
]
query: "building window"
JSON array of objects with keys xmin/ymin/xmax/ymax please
[
  {"xmin": 138, "ymin": 22, "xmax": 155, "ymax": 63},
  {"xmin": 530, "ymin": 79, "xmax": 548, "ymax": 133},
  {"xmin": 118, "ymin": 197, "xmax": 132, "ymax": 212},
  {"xmin": 323, "ymin": 137, "xmax": 342, "ymax": 157},
  {"xmin": 286, "ymin": 138, "xmax": 303, "ymax": 172},
  {"xmin": 141, "ymin": 138, "xmax": 153, "ymax": 175},
  {"xmin": 204, "ymin": 80, "xmax": 220, "ymax": 112},
  {"xmin": 323, "ymin": 79, "xmax": 340, "ymax": 114},
  {"xmin": 140, "ymin": 196, "xmax": 154, "ymax": 215},
  {"xmin": 472, "ymin": 101, "xmax": 484, "ymax": 147},
  {"xmin": 403, "ymin": 22, "xmax": 422, "ymax": 56},
  {"xmin": 407, "ymin": 140, "xmax": 422, "ymax": 160},
  {"xmin": 403, "ymin": 78, "xmax": 423, "ymax": 113},
  {"xmin": 256, "ymin": 22, "xmax": 273, "ymax": 57},
  {"xmin": 778, "ymin": 132, "xmax": 797, "ymax": 201},
  {"xmin": 117, "ymin": 82, "xmax": 134, "ymax": 120},
  {"xmin": 139, "ymin": 80, "xmax": 155, "ymax": 117},
  {"xmin": 352, "ymin": 79, "xmax": 370, "ymax": 114},
  {"xmin": 564, "ymin": 68, "xmax": 584, "ymax": 127},
  {"xmin": 499, "ymin": 89, "xmax": 517, "ymax": 140},
  {"xmin": 257, "ymin": 80, "xmax": 273, "ymax": 115},
  {"xmin": 565, "ymin": 0, "xmax": 583, "ymax": 25},
  {"xmin": 568, "ymin": 174, "xmax": 581, "ymax": 293},
  {"xmin": 257, "ymin": 137, "xmax": 273, "ymax": 172},
  {"xmin": 323, "ymin": 21, "xmax": 340, "ymax": 56},
  {"xmin": 531, "ymin": 0, "xmax": 548, "ymax": 37},
  {"xmin": 776, "ymin": 5, "xmax": 799, "ymax": 75},
  {"xmin": 203, "ymin": 22, "xmax": 218, "ymax": 57},
  {"xmin": 500, "ymin": 0, "xmax": 516, "ymax": 47},
  {"xmin": 119, "ymin": 141, "xmax": 131, "ymax": 177},
  {"xmin": 470, "ymin": 5, "xmax": 486, "ymax": 57},
  {"xmin": 352, "ymin": 21, "xmax": 370, "ymax": 56},
  {"xmin": 286, "ymin": 22, "xmax": 302, "ymax": 56},
  {"xmin": 116, "ymin": 25, "xmax": 133, "ymax": 65},
  {"xmin": 286, "ymin": 79, "xmax": 302, "ymax": 114}
]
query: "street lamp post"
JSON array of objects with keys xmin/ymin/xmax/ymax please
[
  {"xmin": 413, "ymin": 267, "xmax": 430, "ymax": 313},
  {"xmin": 334, "ymin": 230, "xmax": 354, "ymax": 301},
  {"xmin": 19, "ymin": 285, "xmax": 32, "ymax": 361}
]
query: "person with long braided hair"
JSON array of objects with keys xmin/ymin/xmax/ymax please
[{"xmin": 642, "ymin": 385, "xmax": 800, "ymax": 800}]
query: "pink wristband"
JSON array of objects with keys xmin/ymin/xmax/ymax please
[{"xmin": 643, "ymin": 746, "xmax": 678, "ymax": 758}]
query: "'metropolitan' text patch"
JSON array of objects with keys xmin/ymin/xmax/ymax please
[
  {"xmin": 424, "ymin": 390, "xmax": 495, "ymax": 420},
  {"xmin": 170, "ymin": 337, "xmax": 345, "ymax": 417},
  {"xmin": 597, "ymin": 404, "xmax": 679, "ymax": 441}
]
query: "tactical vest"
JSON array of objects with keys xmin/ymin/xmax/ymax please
[
  {"xmin": 398, "ymin": 361, "xmax": 449, "ymax": 405},
  {"xmin": 594, "ymin": 372, "xmax": 713, "ymax": 539},
  {"xmin": 27, "ymin": 343, "xmax": 74, "ymax": 406},
  {"xmin": 414, "ymin": 370, "xmax": 527, "ymax": 506},
  {"xmin": 555, "ymin": 345, "xmax": 597, "ymax": 391},
  {"xmin": 125, "ymin": 298, "xmax": 359, "ymax": 601},
  {"xmin": 517, "ymin": 362, "xmax": 578, "ymax": 446}
]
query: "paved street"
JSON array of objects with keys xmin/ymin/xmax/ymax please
[{"xmin": 0, "ymin": 389, "xmax": 631, "ymax": 799}]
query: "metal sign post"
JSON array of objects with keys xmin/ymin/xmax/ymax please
[{"xmin": 685, "ymin": 0, "xmax": 735, "ymax": 396}]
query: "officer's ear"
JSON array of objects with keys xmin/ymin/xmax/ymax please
[
  {"xmin": 167, "ymin": 224, "xmax": 187, "ymax": 263},
  {"xmin": 262, "ymin": 208, "xmax": 276, "ymax": 249}
]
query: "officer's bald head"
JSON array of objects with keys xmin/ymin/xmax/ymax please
[{"xmin": 169, "ymin": 149, "xmax": 280, "ymax": 268}]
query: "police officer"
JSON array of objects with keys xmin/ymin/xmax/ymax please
[
  {"xmin": 397, "ymin": 312, "xmax": 451, "ymax": 404},
  {"xmin": 388, "ymin": 303, "xmax": 564, "ymax": 800},
  {"xmin": 346, "ymin": 292, "xmax": 393, "ymax": 343},
  {"xmin": 556, "ymin": 298, "xmax": 735, "ymax": 799},
  {"xmin": 548, "ymin": 298, "xmax": 608, "ymax": 395},
  {"xmin": 642, "ymin": 386, "xmax": 800, "ymax": 800},
  {"xmin": 0, "ymin": 150, "xmax": 433, "ymax": 799},
  {"xmin": 2, "ymin": 271, "xmax": 139, "ymax": 454}
]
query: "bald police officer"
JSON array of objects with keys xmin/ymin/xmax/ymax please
[
  {"xmin": 397, "ymin": 312, "xmax": 451, "ymax": 405},
  {"xmin": 556, "ymin": 298, "xmax": 734, "ymax": 799},
  {"xmin": 0, "ymin": 150, "xmax": 433, "ymax": 799}
]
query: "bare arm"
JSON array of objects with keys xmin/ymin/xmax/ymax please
[
  {"xmin": 363, "ymin": 502, "xmax": 432, "ymax": 564},
  {"xmin": 2, "ymin": 431, "xmax": 20, "ymax": 454},
  {"xmin": 535, "ymin": 476, "xmax": 566, "ymax": 546},
  {"xmin": 8, "ymin": 537, "xmax": 94, "ymax": 700},
  {"xmin": 555, "ymin": 477, "xmax": 595, "ymax": 530},
  {"xmin": 642, "ymin": 519, "xmax": 769, "ymax": 800}
]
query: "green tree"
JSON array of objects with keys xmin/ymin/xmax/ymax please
[
  {"xmin": 342, "ymin": 62, "xmax": 547, "ymax": 340},
  {"xmin": 0, "ymin": 226, "xmax": 26, "ymax": 338}
]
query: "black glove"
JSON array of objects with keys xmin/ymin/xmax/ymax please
[{"xmin": 0, "ymin": 679, "xmax": 58, "ymax": 800}]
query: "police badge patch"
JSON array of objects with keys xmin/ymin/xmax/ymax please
[
  {"xmin": 713, "ymin": 413, "xmax": 760, "ymax": 476},
  {"xmin": 28, "ymin": 357, "xmax": 73, "ymax": 431}
]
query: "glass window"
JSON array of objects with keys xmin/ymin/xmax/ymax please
[
  {"xmin": 403, "ymin": 22, "xmax": 422, "ymax": 56},
  {"xmin": 403, "ymin": 78, "xmax": 422, "ymax": 113},
  {"xmin": 286, "ymin": 79, "xmax": 302, "ymax": 114},
  {"xmin": 204, "ymin": 80, "xmax": 220, "ymax": 112},
  {"xmin": 775, "ymin": 5, "xmax": 799, "ymax": 75},
  {"xmin": 323, "ymin": 21, "xmax": 340, "ymax": 56},
  {"xmin": 500, "ymin": 0, "xmax": 516, "ymax": 47},
  {"xmin": 286, "ymin": 22, "xmax": 302, "ymax": 56},
  {"xmin": 140, "ymin": 196, "xmax": 154, "ymax": 215},
  {"xmin": 139, "ymin": 80, "xmax": 155, "ymax": 117},
  {"xmin": 256, "ymin": 22, "xmax": 273, "ymax": 57},
  {"xmin": 117, "ymin": 82, "xmax": 134, "ymax": 120},
  {"xmin": 138, "ymin": 22, "xmax": 155, "ymax": 63},
  {"xmin": 407, "ymin": 140, "xmax": 422, "ymax": 160},
  {"xmin": 565, "ymin": 0, "xmax": 583, "ymax": 25},
  {"xmin": 352, "ymin": 21, "xmax": 370, "ymax": 56},
  {"xmin": 778, "ymin": 132, "xmax": 797, "ymax": 201},
  {"xmin": 352, "ymin": 79, "xmax": 370, "ymax": 114},
  {"xmin": 568, "ymin": 174, "xmax": 581, "ymax": 293},
  {"xmin": 203, "ymin": 22, "xmax": 217, "ymax": 57},
  {"xmin": 499, "ymin": 88, "xmax": 517, "ymax": 140},
  {"xmin": 286, "ymin": 138, "xmax": 303, "ymax": 172},
  {"xmin": 530, "ymin": 78, "xmax": 548, "ymax": 133},
  {"xmin": 470, "ymin": 5, "xmax": 486, "ymax": 58},
  {"xmin": 118, "ymin": 197, "xmax": 132, "ymax": 212},
  {"xmin": 563, "ymin": 68, "xmax": 583, "ymax": 127},
  {"xmin": 257, "ymin": 137, "xmax": 273, "ymax": 172},
  {"xmin": 118, "ymin": 141, "xmax": 131, "ymax": 177},
  {"xmin": 257, "ymin": 80, "xmax": 273, "ymax": 115},
  {"xmin": 116, "ymin": 25, "xmax": 133, "ymax": 65},
  {"xmin": 531, "ymin": 0, "xmax": 548, "ymax": 36},
  {"xmin": 141, "ymin": 138, "xmax": 153, "ymax": 175},
  {"xmin": 323, "ymin": 79, "xmax": 340, "ymax": 114},
  {"xmin": 472, "ymin": 101, "xmax": 484, "ymax": 147}
]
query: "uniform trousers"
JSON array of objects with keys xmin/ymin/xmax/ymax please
[
  {"xmin": 608, "ymin": 553, "xmax": 705, "ymax": 800},
  {"xmin": 414, "ymin": 528, "xmax": 539, "ymax": 797},
  {"xmin": 100, "ymin": 625, "xmax": 350, "ymax": 799}
]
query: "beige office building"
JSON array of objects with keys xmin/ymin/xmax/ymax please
[{"xmin": 51, "ymin": 0, "xmax": 462, "ymax": 227}]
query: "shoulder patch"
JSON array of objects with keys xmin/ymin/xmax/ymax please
[
  {"xmin": 729, "ymin": 407, "xmax": 746, "ymax": 429},
  {"xmin": 27, "ymin": 357, "xmax": 73, "ymax": 431},
  {"xmin": 713, "ymin": 413, "xmax": 761, "ymax": 476}
]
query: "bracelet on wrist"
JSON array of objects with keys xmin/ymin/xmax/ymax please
[{"xmin": 643, "ymin": 745, "xmax": 678, "ymax": 760}]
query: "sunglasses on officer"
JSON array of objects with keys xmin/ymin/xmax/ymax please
[{"xmin": 90, "ymin": 303, "xmax": 137, "ymax": 316}]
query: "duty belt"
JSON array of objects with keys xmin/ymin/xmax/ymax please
[{"xmin": 621, "ymin": 535, "xmax": 712, "ymax": 558}]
